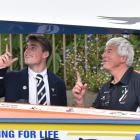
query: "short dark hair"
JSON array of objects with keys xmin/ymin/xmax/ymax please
[{"xmin": 26, "ymin": 34, "xmax": 52, "ymax": 58}]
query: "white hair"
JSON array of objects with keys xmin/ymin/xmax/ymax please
[{"xmin": 106, "ymin": 37, "xmax": 134, "ymax": 66}]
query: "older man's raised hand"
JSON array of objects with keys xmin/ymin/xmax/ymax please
[{"xmin": 72, "ymin": 71, "xmax": 87, "ymax": 107}]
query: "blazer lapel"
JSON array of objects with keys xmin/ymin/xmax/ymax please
[
  {"xmin": 19, "ymin": 68, "xmax": 29, "ymax": 102},
  {"xmin": 47, "ymin": 71, "xmax": 57, "ymax": 104}
]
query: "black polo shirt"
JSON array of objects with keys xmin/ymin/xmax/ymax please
[{"xmin": 93, "ymin": 68, "xmax": 140, "ymax": 111}]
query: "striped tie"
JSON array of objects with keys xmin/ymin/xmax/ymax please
[{"xmin": 36, "ymin": 74, "xmax": 47, "ymax": 105}]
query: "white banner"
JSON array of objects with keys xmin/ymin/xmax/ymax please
[{"xmin": 0, "ymin": 102, "xmax": 140, "ymax": 119}]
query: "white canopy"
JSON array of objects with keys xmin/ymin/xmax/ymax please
[{"xmin": 0, "ymin": 0, "xmax": 140, "ymax": 33}]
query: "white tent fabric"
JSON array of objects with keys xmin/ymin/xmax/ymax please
[
  {"xmin": 0, "ymin": 0, "xmax": 139, "ymax": 30},
  {"xmin": 0, "ymin": 0, "xmax": 139, "ymax": 33}
]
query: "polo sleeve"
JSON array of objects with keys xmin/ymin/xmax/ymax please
[
  {"xmin": 135, "ymin": 78, "xmax": 140, "ymax": 106},
  {"xmin": 92, "ymin": 91, "xmax": 101, "ymax": 108}
]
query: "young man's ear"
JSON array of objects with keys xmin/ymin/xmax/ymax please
[
  {"xmin": 43, "ymin": 51, "xmax": 49, "ymax": 59},
  {"xmin": 135, "ymin": 70, "xmax": 140, "ymax": 73}
]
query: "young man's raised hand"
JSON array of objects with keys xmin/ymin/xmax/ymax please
[{"xmin": 0, "ymin": 46, "xmax": 18, "ymax": 69}]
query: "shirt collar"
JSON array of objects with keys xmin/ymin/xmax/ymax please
[
  {"xmin": 110, "ymin": 67, "xmax": 133, "ymax": 86},
  {"xmin": 120, "ymin": 67, "xmax": 133, "ymax": 84},
  {"xmin": 28, "ymin": 68, "xmax": 47, "ymax": 78}
]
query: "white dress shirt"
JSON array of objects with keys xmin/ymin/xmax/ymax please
[{"xmin": 28, "ymin": 68, "xmax": 50, "ymax": 105}]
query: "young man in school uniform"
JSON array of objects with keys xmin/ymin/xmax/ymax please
[{"xmin": 0, "ymin": 34, "xmax": 67, "ymax": 106}]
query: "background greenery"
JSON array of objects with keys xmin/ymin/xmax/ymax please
[{"xmin": 1, "ymin": 34, "xmax": 140, "ymax": 93}]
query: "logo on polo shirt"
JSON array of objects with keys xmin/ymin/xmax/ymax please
[
  {"xmin": 119, "ymin": 85, "xmax": 128, "ymax": 104},
  {"xmin": 100, "ymin": 91, "xmax": 110, "ymax": 106}
]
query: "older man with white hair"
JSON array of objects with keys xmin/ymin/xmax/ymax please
[{"xmin": 72, "ymin": 37, "xmax": 140, "ymax": 112}]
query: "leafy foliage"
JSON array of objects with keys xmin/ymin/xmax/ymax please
[{"xmin": 1, "ymin": 34, "xmax": 140, "ymax": 92}]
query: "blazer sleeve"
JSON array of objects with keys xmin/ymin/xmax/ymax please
[
  {"xmin": 0, "ymin": 68, "xmax": 7, "ymax": 97},
  {"xmin": 57, "ymin": 79, "xmax": 67, "ymax": 106},
  {"xmin": 50, "ymin": 77, "xmax": 67, "ymax": 106}
]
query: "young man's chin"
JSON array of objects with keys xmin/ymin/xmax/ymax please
[{"xmin": 24, "ymin": 61, "xmax": 31, "ymax": 65}]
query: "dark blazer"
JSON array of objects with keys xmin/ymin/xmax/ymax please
[{"xmin": 0, "ymin": 68, "xmax": 67, "ymax": 106}]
